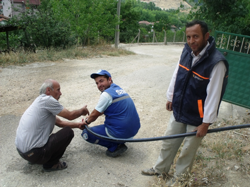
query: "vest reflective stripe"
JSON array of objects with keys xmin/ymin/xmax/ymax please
[
  {"xmin": 179, "ymin": 64, "xmax": 190, "ymax": 71},
  {"xmin": 192, "ymin": 71, "xmax": 209, "ymax": 80},
  {"xmin": 112, "ymin": 95, "xmax": 130, "ymax": 104},
  {"xmin": 197, "ymin": 99, "xmax": 204, "ymax": 118},
  {"xmin": 179, "ymin": 64, "xmax": 209, "ymax": 80}
]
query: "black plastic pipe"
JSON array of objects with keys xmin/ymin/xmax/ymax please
[{"xmin": 84, "ymin": 124, "xmax": 250, "ymax": 143}]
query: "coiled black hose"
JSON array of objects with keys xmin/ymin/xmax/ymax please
[{"xmin": 85, "ymin": 124, "xmax": 250, "ymax": 143}]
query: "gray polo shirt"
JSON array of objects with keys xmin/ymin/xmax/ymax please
[{"xmin": 15, "ymin": 94, "xmax": 63, "ymax": 153}]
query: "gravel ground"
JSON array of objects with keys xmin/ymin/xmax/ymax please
[
  {"xmin": 0, "ymin": 44, "xmax": 182, "ymax": 187},
  {"xmin": 1, "ymin": 44, "xmax": 249, "ymax": 187}
]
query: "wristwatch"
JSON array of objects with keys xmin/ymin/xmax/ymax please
[{"xmin": 85, "ymin": 118, "xmax": 91, "ymax": 124}]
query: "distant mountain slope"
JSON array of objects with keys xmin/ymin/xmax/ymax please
[{"xmin": 141, "ymin": 0, "xmax": 192, "ymax": 10}]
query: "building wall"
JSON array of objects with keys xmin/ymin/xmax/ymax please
[
  {"xmin": 12, "ymin": 2, "xmax": 25, "ymax": 17},
  {"xmin": 1, "ymin": 0, "xmax": 12, "ymax": 18},
  {"xmin": 0, "ymin": 0, "xmax": 40, "ymax": 18}
]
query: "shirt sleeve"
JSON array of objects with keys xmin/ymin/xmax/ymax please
[
  {"xmin": 166, "ymin": 59, "xmax": 180, "ymax": 102},
  {"xmin": 203, "ymin": 61, "xmax": 227, "ymax": 123},
  {"xmin": 46, "ymin": 96, "xmax": 64, "ymax": 115},
  {"xmin": 95, "ymin": 92, "xmax": 113, "ymax": 113}
]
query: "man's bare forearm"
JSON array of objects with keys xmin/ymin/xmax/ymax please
[
  {"xmin": 68, "ymin": 108, "xmax": 87, "ymax": 120},
  {"xmin": 55, "ymin": 116, "xmax": 83, "ymax": 129},
  {"xmin": 58, "ymin": 105, "xmax": 89, "ymax": 120},
  {"xmin": 84, "ymin": 109, "xmax": 102, "ymax": 125}
]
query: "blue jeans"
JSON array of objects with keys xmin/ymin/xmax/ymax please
[{"xmin": 81, "ymin": 125, "xmax": 120, "ymax": 152}]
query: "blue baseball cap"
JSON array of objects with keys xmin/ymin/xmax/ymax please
[{"xmin": 90, "ymin": 69, "xmax": 112, "ymax": 79}]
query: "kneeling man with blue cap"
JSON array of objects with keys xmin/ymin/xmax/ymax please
[{"xmin": 81, "ymin": 70, "xmax": 141, "ymax": 157}]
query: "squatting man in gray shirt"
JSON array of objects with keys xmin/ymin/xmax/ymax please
[{"xmin": 15, "ymin": 79, "xmax": 89, "ymax": 172}]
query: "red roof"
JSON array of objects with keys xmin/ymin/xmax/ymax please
[
  {"xmin": 139, "ymin": 21, "xmax": 154, "ymax": 26},
  {"xmin": 0, "ymin": 15, "xmax": 9, "ymax": 21}
]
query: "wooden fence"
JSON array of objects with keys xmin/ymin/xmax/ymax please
[{"xmin": 130, "ymin": 29, "xmax": 186, "ymax": 45}]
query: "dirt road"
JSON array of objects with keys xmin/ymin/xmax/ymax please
[
  {"xmin": 1, "ymin": 44, "xmax": 249, "ymax": 187},
  {"xmin": 0, "ymin": 44, "xmax": 182, "ymax": 187}
]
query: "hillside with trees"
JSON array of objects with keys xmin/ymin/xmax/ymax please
[{"xmin": 140, "ymin": 0, "xmax": 191, "ymax": 10}]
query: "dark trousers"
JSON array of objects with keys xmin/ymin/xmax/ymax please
[{"xmin": 17, "ymin": 126, "xmax": 74, "ymax": 169}]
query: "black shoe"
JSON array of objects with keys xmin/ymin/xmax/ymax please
[
  {"xmin": 43, "ymin": 161, "xmax": 67, "ymax": 172},
  {"xmin": 106, "ymin": 144, "xmax": 128, "ymax": 157}
]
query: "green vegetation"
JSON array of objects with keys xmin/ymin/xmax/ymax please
[
  {"xmin": 188, "ymin": 0, "xmax": 250, "ymax": 35},
  {"xmin": 1, "ymin": 0, "xmax": 250, "ymax": 60},
  {"xmin": 1, "ymin": 0, "xmax": 190, "ymax": 51},
  {"xmin": 120, "ymin": 0, "xmax": 141, "ymax": 43},
  {"xmin": 131, "ymin": 0, "xmax": 189, "ymax": 32}
]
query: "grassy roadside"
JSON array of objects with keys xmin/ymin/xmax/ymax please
[
  {"xmin": 0, "ymin": 45, "xmax": 135, "ymax": 67},
  {"xmin": 150, "ymin": 115, "xmax": 250, "ymax": 187}
]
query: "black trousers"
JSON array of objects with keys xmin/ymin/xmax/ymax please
[{"xmin": 17, "ymin": 126, "xmax": 74, "ymax": 169}]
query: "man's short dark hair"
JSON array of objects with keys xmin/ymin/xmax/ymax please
[{"xmin": 186, "ymin": 20, "xmax": 208, "ymax": 36}]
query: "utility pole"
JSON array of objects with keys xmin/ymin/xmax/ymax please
[{"xmin": 115, "ymin": 0, "xmax": 121, "ymax": 49}]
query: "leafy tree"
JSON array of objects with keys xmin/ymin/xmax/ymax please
[
  {"xmin": 50, "ymin": 0, "xmax": 118, "ymax": 45},
  {"xmin": 120, "ymin": 0, "xmax": 141, "ymax": 42},
  {"xmin": 168, "ymin": 16, "xmax": 182, "ymax": 28},
  {"xmin": 0, "ymin": 31, "xmax": 20, "ymax": 51},
  {"xmin": 153, "ymin": 11, "xmax": 170, "ymax": 32},
  {"xmin": 9, "ymin": 0, "xmax": 74, "ymax": 49},
  {"xmin": 155, "ymin": 11, "xmax": 168, "ymax": 21},
  {"xmin": 138, "ymin": 9, "xmax": 156, "ymax": 22},
  {"xmin": 144, "ymin": 2, "xmax": 161, "ymax": 11},
  {"xmin": 188, "ymin": 0, "xmax": 250, "ymax": 35}
]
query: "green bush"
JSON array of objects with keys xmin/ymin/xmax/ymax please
[{"xmin": 9, "ymin": 0, "xmax": 76, "ymax": 50}]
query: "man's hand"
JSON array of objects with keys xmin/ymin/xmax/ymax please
[
  {"xmin": 166, "ymin": 101, "xmax": 173, "ymax": 111},
  {"xmin": 193, "ymin": 123, "xmax": 210, "ymax": 137},
  {"xmin": 79, "ymin": 117, "xmax": 91, "ymax": 130},
  {"xmin": 78, "ymin": 121, "xmax": 86, "ymax": 130},
  {"xmin": 81, "ymin": 105, "xmax": 89, "ymax": 116},
  {"xmin": 56, "ymin": 116, "xmax": 87, "ymax": 129},
  {"xmin": 82, "ymin": 118, "xmax": 88, "ymax": 125}
]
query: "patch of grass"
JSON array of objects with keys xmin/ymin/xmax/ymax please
[
  {"xmin": 191, "ymin": 118, "xmax": 250, "ymax": 186},
  {"xmin": 0, "ymin": 44, "xmax": 135, "ymax": 67},
  {"xmin": 151, "ymin": 116, "xmax": 250, "ymax": 187}
]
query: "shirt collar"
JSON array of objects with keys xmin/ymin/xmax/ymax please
[{"xmin": 191, "ymin": 41, "xmax": 210, "ymax": 58}]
